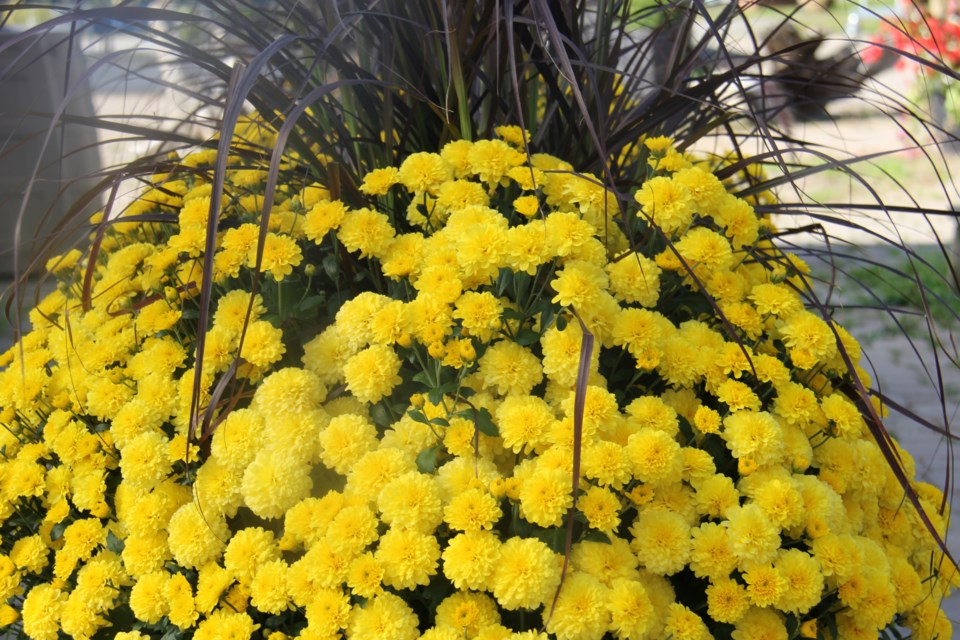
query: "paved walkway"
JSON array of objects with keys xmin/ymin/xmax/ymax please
[
  {"xmin": 842, "ymin": 309, "xmax": 960, "ymax": 624},
  {"xmin": 800, "ymin": 240, "xmax": 960, "ymax": 624}
]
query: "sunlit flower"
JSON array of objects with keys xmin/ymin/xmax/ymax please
[
  {"xmin": 398, "ymin": 152, "xmax": 453, "ymax": 195},
  {"xmin": 634, "ymin": 175, "xmax": 693, "ymax": 234},
  {"xmin": 360, "ymin": 167, "xmax": 400, "ymax": 195},
  {"xmin": 343, "ymin": 344, "xmax": 403, "ymax": 404},
  {"xmin": 375, "ymin": 528, "xmax": 441, "ymax": 590},
  {"xmin": 476, "ymin": 340, "xmax": 543, "ymax": 396},
  {"xmin": 630, "ymin": 509, "xmax": 691, "ymax": 575},
  {"xmin": 490, "ymin": 537, "xmax": 561, "ymax": 610}
]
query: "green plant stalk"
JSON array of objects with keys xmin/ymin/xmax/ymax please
[{"xmin": 442, "ymin": 0, "xmax": 472, "ymax": 141}]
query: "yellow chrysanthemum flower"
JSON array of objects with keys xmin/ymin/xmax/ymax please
[
  {"xmin": 398, "ymin": 152, "xmax": 453, "ymax": 195},
  {"xmin": 517, "ymin": 466, "xmax": 572, "ymax": 528},
  {"xmin": 343, "ymin": 344, "xmax": 403, "ymax": 404},
  {"xmin": 629, "ymin": 509, "xmax": 691, "ymax": 576},
  {"xmin": 119, "ymin": 430, "xmax": 172, "ymax": 491},
  {"xmin": 634, "ymin": 175, "xmax": 693, "ymax": 234},
  {"xmin": 731, "ymin": 605, "xmax": 787, "ymax": 640},
  {"xmin": 664, "ymin": 602, "xmax": 712, "ymax": 640},
  {"xmin": 496, "ymin": 394, "xmax": 555, "ymax": 454},
  {"xmin": 607, "ymin": 577, "xmax": 655, "ymax": 639},
  {"xmin": 193, "ymin": 610, "xmax": 257, "ymax": 640},
  {"xmin": 348, "ymin": 591, "xmax": 421, "ymax": 640},
  {"xmin": 443, "ymin": 487, "xmax": 501, "ymax": 532},
  {"xmin": 441, "ymin": 530, "xmax": 501, "ymax": 591},
  {"xmin": 551, "ymin": 259, "xmax": 608, "ymax": 309},
  {"xmin": 337, "ymin": 207, "xmax": 397, "ymax": 258},
  {"xmin": 359, "ymin": 166, "xmax": 400, "ymax": 195},
  {"xmin": 489, "ymin": 537, "xmax": 561, "ymax": 610},
  {"xmin": 707, "ymin": 578, "xmax": 751, "ymax": 624},
  {"xmin": 476, "ymin": 340, "xmax": 543, "ymax": 396},
  {"xmin": 255, "ymin": 232, "xmax": 302, "ymax": 281},
  {"xmin": 317, "ymin": 413, "xmax": 377, "ymax": 474},
  {"xmin": 249, "ymin": 560, "xmax": 292, "ymax": 615},
  {"xmin": 304, "ymin": 586, "xmax": 351, "ymax": 636},
  {"xmin": 722, "ymin": 411, "xmax": 784, "ymax": 467},
  {"xmin": 375, "ymin": 528, "xmax": 441, "ymax": 590},
  {"xmin": 506, "ymin": 223, "xmax": 550, "ymax": 274},
  {"xmin": 542, "ymin": 572, "xmax": 609, "ymax": 640},
  {"xmin": 129, "ymin": 571, "xmax": 170, "ymax": 624},
  {"xmin": 454, "ymin": 291, "xmax": 503, "ymax": 343},
  {"xmin": 579, "ymin": 485, "xmax": 621, "ymax": 532},
  {"xmin": 726, "ymin": 504, "xmax": 782, "ymax": 567},
  {"xmin": 467, "ymin": 139, "xmax": 526, "ymax": 187},
  {"xmin": 436, "ymin": 179, "xmax": 490, "ymax": 214},
  {"xmin": 346, "ymin": 447, "xmax": 418, "ymax": 504},
  {"xmin": 166, "ymin": 571, "xmax": 199, "ymax": 629},
  {"xmin": 238, "ymin": 319, "xmax": 286, "ymax": 369},
  {"xmin": 378, "ymin": 471, "xmax": 444, "ymax": 533},
  {"xmin": 347, "ymin": 552, "xmax": 385, "ymax": 599},
  {"xmin": 240, "ymin": 451, "xmax": 313, "ymax": 520},
  {"xmin": 223, "ymin": 527, "xmax": 280, "ymax": 587},
  {"xmin": 773, "ymin": 548, "xmax": 824, "ymax": 615},
  {"xmin": 626, "ymin": 428, "xmax": 682, "ymax": 485}
]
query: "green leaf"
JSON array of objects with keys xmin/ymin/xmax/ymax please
[
  {"xmin": 531, "ymin": 526, "xmax": 566, "ymax": 554},
  {"xmin": 501, "ymin": 307, "xmax": 526, "ymax": 321},
  {"xmin": 420, "ymin": 573, "xmax": 455, "ymax": 610},
  {"xmin": 412, "ymin": 370, "xmax": 434, "ymax": 386},
  {"xmin": 369, "ymin": 403, "xmax": 393, "ymax": 429},
  {"xmin": 428, "ymin": 381, "xmax": 458, "ymax": 405},
  {"xmin": 260, "ymin": 313, "xmax": 282, "ymax": 326},
  {"xmin": 580, "ymin": 530, "xmax": 612, "ymax": 544},
  {"xmin": 438, "ymin": 380, "xmax": 459, "ymax": 394},
  {"xmin": 474, "ymin": 407, "xmax": 498, "ymax": 437},
  {"xmin": 514, "ymin": 328, "xmax": 540, "ymax": 346},
  {"xmin": 50, "ymin": 521, "xmax": 68, "ymax": 542},
  {"xmin": 427, "ymin": 387, "xmax": 445, "ymax": 406},
  {"xmin": 539, "ymin": 304, "xmax": 556, "ymax": 332},
  {"xmin": 826, "ymin": 615, "xmax": 839, "ymax": 640},
  {"xmin": 408, "ymin": 409, "xmax": 429, "ymax": 424},
  {"xmin": 296, "ymin": 295, "xmax": 324, "ymax": 314},
  {"xmin": 677, "ymin": 415, "xmax": 694, "ymax": 442},
  {"xmin": 321, "ymin": 253, "xmax": 340, "ymax": 281},
  {"xmin": 101, "ymin": 604, "xmax": 138, "ymax": 638},
  {"xmin": 160, "ymin": 627, "xmax": 181, "ymax": 640},
  {"xmin": 416, "ymin": 446, "xmax": 440, "ymax": 473},
  {"xmin": 783, "ymin": 615, "xmax": 800, "ymax": 638},
  {"xmin": 106, "ymin": 529, "xmax": 125, "ymax": 554}
]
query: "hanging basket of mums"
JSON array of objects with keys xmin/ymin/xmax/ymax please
[{"xmin": 0, "ymin": 123, "xmax": 956, "ymax": 640}]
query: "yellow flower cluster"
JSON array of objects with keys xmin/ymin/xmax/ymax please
[{"xmin": 0, "ymin": 126, "xmax": 955, "ymax": 640}]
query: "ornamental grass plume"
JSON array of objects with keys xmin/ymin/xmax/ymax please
[{"xmin": 2, "ymin": 1, "xmax": 960, "ymax": 639}]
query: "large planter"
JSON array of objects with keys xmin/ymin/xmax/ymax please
[{"xmin": 0, "ymin": 128, "xmax": 954, "ymax": 639}]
